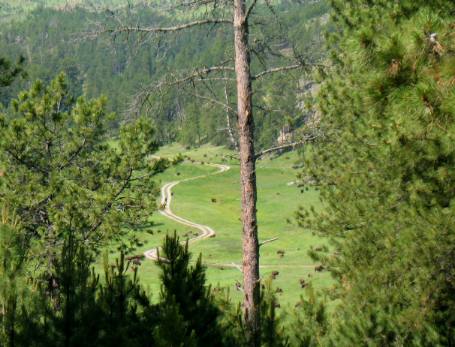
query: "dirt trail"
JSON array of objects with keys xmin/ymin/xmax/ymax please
[
  {"xmin": 143, "ymin": 163, "xmax": 230, "ymax": 261},
  {"xmin": 143, "ymin": 161, "xmax": 317, "ymax": 271}
]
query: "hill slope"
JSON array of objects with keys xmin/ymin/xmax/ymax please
[{"xmin": 0, "ymin": 1, "xmax": 328, "ymax": 149}]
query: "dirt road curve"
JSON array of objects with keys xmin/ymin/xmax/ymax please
[{"xmin": 143, "ymin": 163, "xmax": 230, "ymax": 261}]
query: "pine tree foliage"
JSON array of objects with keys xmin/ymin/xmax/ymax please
[
  {"xmin": 290, "ymin": 287, "xmax": 329, "ymax": 347},
  {"xmin": 0, "ymin": 208, "xmax": 28, "ymax": 347},
  {"xmin": 0, "ymin": 56, "xmax": 24, "ymax": 88},
  {"xmin": 259, "ymin": 280, "xmax": 290, "ymax": 347},
  {"xmin": 93, "ymin": 252, "xmax": 155, "ymax": 347},
  {"xmin": 37, "ymin": 233, "xmax": 101, "ymax": 346},
  {"xmin": 0, "ymin": 73, "xmax": 159, "ymax": 279},
  {"xmin": 298, "ymin": 0, "xmax": 455, "ymax": 345},
  {"xmin": 155, "ymin": 233, "xmax": 224, "ymax": 346}
]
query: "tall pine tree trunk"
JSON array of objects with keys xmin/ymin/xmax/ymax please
[{"xmin": 233, "ymin": 1, "xmax": 260, "ymax": 345}]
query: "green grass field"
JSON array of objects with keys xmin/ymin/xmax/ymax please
[{"xmin": 101, "ymin": 144, "xmax": 331, "ymax": 308}]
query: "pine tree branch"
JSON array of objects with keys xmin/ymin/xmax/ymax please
[
  {"xmin": 165, "ymin": 0, "xmax": 231, "ymax": 11},
  {"xmin": 129, "ymin": 65, "xmax": 236, "ymax": 114},
  {"xmin": 59, "ymin": 138, "xmax": 87, "ymax": 170},
  {"xmin": 232, "ymin": 262, "xmax": 243, "ymax": 273},
  {"xmin": 246, "ymin": 0, "xmax": 259, "ymax": 20},
  {"xmin": 89, "ymin": 168, "xmax": 134, "ymax": 235},
  {"xmin": 255, "ymin": 135, "xmax": 317, "ymax": 160},
  {"xmin": 5, "ymin": 149, "xmax": 47, "ymax": 174},
  {"xmin": 154, "ymin": 66, "xmax": 235, "ymax": 90},
  {"xmin": 189, "ymin": 91, "xmax": 236, "ymax": 112},
  {"xmin": 106, "ymin": 19, "xmax": 232, "ymax": 35},
  {"xmin": 252, "ymin": 63, "xmax": 302, "ymax": 80},
  {"xmin": 259, "ymin": 237, "xmax": 278, "ymax": 247},
  {"xmin": 224, "ymin": 82, "xmax": 239, "ymax": 150}
]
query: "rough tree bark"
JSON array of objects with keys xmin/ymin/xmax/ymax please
[{"xmin": 233, "ymin": 1, "xmax": 260, "ymax": 345}]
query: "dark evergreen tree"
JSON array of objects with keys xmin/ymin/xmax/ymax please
[
  {"xmin": 0, "ymin": 209, "xmax": 28, "ymax": 347},
  {"xmin": 155, "ymin": 233, "xmax": 224, "ymax": 346},
  {"xmin": 290, "ymin": 287, "xmax": 329, "ymax": 347},
  {"xmin": 36, "ymin": 232, "xmax": 101, "ymax": 347},
  {"xmin": 0, "ymin": 73, "xmax": 159, "ymax": 295},
  {"xmin": 95, "ymin": 252, "xmax": 156, "ymax": 347},
  {"xmin": 0, "ymin": 56, "xmax": 24, "ymax": 88},
  {"xmin": 298, "ymin": 0, "xmax": 455, "ymax": 345}
]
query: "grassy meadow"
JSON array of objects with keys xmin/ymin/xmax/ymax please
[{"xmin": 101, "ymin": 144, "xmax": 331, "ymax": 307}]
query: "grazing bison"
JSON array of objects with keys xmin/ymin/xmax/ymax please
[
  {"xmin": 126, "ymin": 255, "xmax": 144, "ymax": 265},
  {"xmin": 271, "ymin": 271, "xmax": 279, "ymax": 279},
  {"xmin": 277, "ymin": 250, "xmax": 285, "ymax": 258},
  {"xmin": 159, "ymin": 197, "xmax": 168, "ymax": 210},
  {"xmin": 299, "ymin": 278, "xmax": 307, "ymax": 288},
  {"xmin": 315, "ymin": 264, "xmax": 325, "ymax": 272}
]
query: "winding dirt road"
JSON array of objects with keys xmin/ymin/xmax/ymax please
[
  {"xmin": 143, "ymin": 161, "xmax": 317, "ymax": 272},
  {"xmin": 143, "ymin": 162, "xmax": 230, "ymax": 261}
]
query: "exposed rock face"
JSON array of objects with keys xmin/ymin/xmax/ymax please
[
  {"xmin": 277, "ymin": 125, "xmax": 293, "ymax": 145},
  {"xmin": 275, "ymin": 79, "xmax": 321, "ymax": 146}
]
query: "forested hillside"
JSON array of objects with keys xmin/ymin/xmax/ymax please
[
  {"xmin": 0, "ymin": 1, "xmax": 328, "ymax": 148},
  {"xmin": 0, "ymin": 0, "xmax": 144, "ymax": 20}
]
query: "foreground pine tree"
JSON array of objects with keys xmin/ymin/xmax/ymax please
[
  {"xmin": 299, "ymin": 0, "xmax": 455, "ymax": 345},
  {"xmin": 0, "ymin": 73, "xmax": 159, "ymax": 290},
  {"xmin": 154, "ymin": 234, "xmax": 224, "ymax": 346}
]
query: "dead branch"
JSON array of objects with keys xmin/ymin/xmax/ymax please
[
  {"xmin": 128, "ymin": 65, "xmax": 236, "ymax": 115},
  {"xmin": 252, "ymin": 63, "xmax": 302, "ymax": 80},
  {"xmin": 164, "ymin": 0, "xmax": 232, "ymax": 11},
  {"xmin": 106, "ymin": 19, "xmax": 232, "ymax": 35},
  {"xmin": 188, "ymin": 91, "xmax": 235, "ymax": 112},
  {"xmin": 254, "ymin": 135, "xmax": 318, "ymax": 160},
  {"xmin": 259, "ymin": 237, "xmax": 278, "ymax": 247},
  {"xmin": 155, "ymin": 66, "xmax": 235, "ymax": 90},
  {"xmin": 232, "ymin": 262, "xmax": 243, "ymax": 273},
  {"xmin": 246, "ymin": 0, "xmax": 259, "ymax": 20},
  {"xmin": 224, "ymin": 83, "xmax": 239, "ymax": 150}
]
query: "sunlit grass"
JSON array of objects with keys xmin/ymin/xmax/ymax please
[{"xmin": 100, "ymin": 144, "xmax": 332, "ymax": 307}]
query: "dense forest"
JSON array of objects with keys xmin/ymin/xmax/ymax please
[
  {"xmin": 0, "ymin": 0, "xmax": 454, "ymax": 346},
  {"xmin": 0, "ymin": 1, "xmax": 328, "ymax": 148}
]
